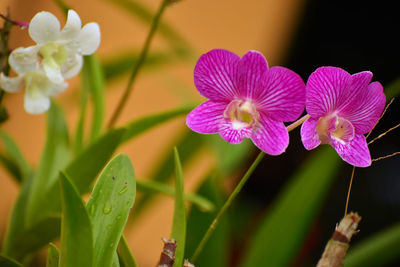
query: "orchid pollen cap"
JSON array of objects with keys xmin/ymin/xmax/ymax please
[
  {"xmin": 300, "ymin": 66, "xmax": 386, "ymax": 167},
  {"xmin": 186, "ymin": 49, "xmax": 306, "ymax": 155}
]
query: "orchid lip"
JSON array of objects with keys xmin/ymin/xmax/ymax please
[
  {"xmin": 223, "ymin": 99, "xmax": 259, "ymax": 130},
  {"xmin": 316, "ymin": 114, "xmax": 355, "ymax": 145}
]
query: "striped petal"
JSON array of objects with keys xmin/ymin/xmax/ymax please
[
  {"xmin": 300, "ymin": 117, "xmax": 321, "ymax": 150},
  {"xmin": 194, "ymin": 49, "xmax": 240, "ymax": 101},
  {"xmin": 331, "ymin": 134, "xmax": 371, "ymax": 167},
  {"xmin": 257, "ymin": 66, "xmax": 305, "ymax": 121},
  {"xmin": 186, "ymin": 100, "xmax": 227, "ymax": 134},
  {"xmin": 219, "ymin": 121, "xmax": 252, "ymax": 144},
  {"xmin": 306, "ymin": 67, "xmax": 352, "ymax": 117},
  {"xmin": 251, "ymin": 113, "xmax": 289, "ymax": 155},
  {"xmin": 237, "ymin": 50, "xmax": 268, "ymax": 99},
  {"xmin": 340, "ymin": 81, "xmax": 386, "ymax": 134}
]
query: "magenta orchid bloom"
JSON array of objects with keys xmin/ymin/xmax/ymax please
[
  {"xmin": 186, "ymin": 49, "xmax": 305, "ymax": 155},
  {"xmin": 301, "ymin": 67, "xmax": 386, "ymax": 167}
]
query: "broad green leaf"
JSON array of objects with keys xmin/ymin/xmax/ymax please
[
  {"xmin": 344, "ymin": 222, "xmax": 400, "ymax": 267},
  {"xmin": 107, "ymin": 0, "xmax": 194, "ymax": 59},
  {"xmin": 26, "ymin": 102, "xmax": 71, "ymax": 226},
  {"xmin": 240, "ymin": 147, "xmax": 341, "ymax": 267},
  {"xmin": 102, "ymin": 51, "xmax": 176, "ymax": 81},
  {"xmin": 136, "ymin": 179, "xmax": 215, "ymax": 212},
  {"xmin": 82, "ymin": 55, "xmax": 105, "ymax": 141},
  {"xmin": 46, "ymin": 243, "xmax": 60, "ymax": 267},
  {"xmin": 59, "ymin": 172, "xmax": 93, "ymax": 267},
  {"xmin": 0, "ymin": 130, "xmax": 33, "ymax": 182},
  {"xmin": 112, "ymin": 252, "xmax": 120, "ymax": 267},
  {"xmin": 185, "ymin": 175, "xmax": 230, "ymax": 267},
  {"xmin": 0, "ymin": 255, "xmax": 23, "ymax": 267},
  {"xmin": 117, "ymin": 235, "xmax": 138, "ymax": 267},
  {"xmin": 384, "ymin": 77, "xmax": 400, "ymax": 100},
  {"xmin": 86, "ymin": 154, "xmax": 136, "ymax": 267},
  {"xmin": 132, "ymin": 130, "xmax": 203, "ymax": 218},
  {"xmin": 120, "ymin": 105, "xmax": 196, "ymax": 144},
  {"xmin": 171, "ymin": 147, "xmax": 186, "ymax": 267}
]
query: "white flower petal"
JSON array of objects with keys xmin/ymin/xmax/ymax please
[
  {"xmin": 42, "ymin": 58, "xmax": 65, "ymax": 84},
  {"xmin": 61, "ymin": 10, "xmax": 82, "ymax": 39},
  {"xmin": 62, "ymin": 54, "xmax": 83, "ymax": 79},
  {"xmin": 9, "ymin": 46, "xmax": 39, "ymax": 74},
  {"xmin": 48, "ymin": 81, "xmax": 68, "ymax": 97},
  {"xmin": 77, "ymin": 22, "xmax": 100, "ymax": 55},
  {"xmin": 24, "ymin": 87, "xmax": 51, "ymax": 114},
  {"xmin": 0, "ymin": 73, "xmax": 24, "ymax": 92},
  {"xmin": 29, "ymin": 11, "xmax": 61, "ymax": 44}
]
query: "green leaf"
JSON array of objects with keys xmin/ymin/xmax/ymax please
[
  {"xmin": 121, "ymin": 105, "xmax": 196, "ymax": 144},
  {"xmin": 344, "ymin": 222, "xmax": 400, "ymax": 267},
  {"xmin": 185, "ymin": 175, "xmax": 230, "ymax": 267},
  {"xmin": 59, "ymin": 172, "xmax": 93, "ymax": 267},
  {"xmin": 82, "ymin": 55, "xmax": 105, "ymax": 141},
  {"xmin": 0, "ymin": 130, "xmax": 33, "ymax": 182},
  {"xmin": 102, "ymin": 51, "xmax": 176, "ymax": 81},
  {"xmin": 86, "ymin": 154, "xmax": 136, "ymax": 267},
  {"xmin": 0, "ymin": 255, "xmax": 23, "ymax": 267},
  {"xmin": 240, "ymin": 147, "xmax": 341, "ymax": 267},
  {"xmin": 46, "ymin": 243, "xmax": 60, "ymax": 267},
  {"xmin": 384, "ymin": 77, "xmax": 400, "ymax": 100},
  {"xmin": 74, "ymin": 69, "xmax": 90, "ymax": 155},
  {"xmin": 26, "ymin": 102, "xmax": 71, "ymax": 226},
  {"xmin": 117, "ymin": 235, "xmax": 138, "ymax": 267},
  {"xmin": 136, "ymin": 179, "xmax": 215, "ymax": 212},
  {"xmin": 0, "ymin": 152, "xmax": 22, "ymax": 183},
  {"xmin": 132, "ymin": 130, "xmax": 203, "ymax": 217},
  {"xmin": 171, "ymin": 147, "xmax": 186, "ymax": 267},
  {"xmin": 107, "ymin": 0, "xmax": 194, "ymax": 58}
]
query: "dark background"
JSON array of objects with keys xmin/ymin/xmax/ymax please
[{"xmin": 242, "ymin": 0, "xmax": 400, "ymax": 266}]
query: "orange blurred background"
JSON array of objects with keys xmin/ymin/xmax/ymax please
[{"xmin": 0, "ymin": 0, "xmax": 305, "ymax": 265}]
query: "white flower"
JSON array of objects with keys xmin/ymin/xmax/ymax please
[
  {"xmin": 28, "ymin": 9, "xmax": 101, "ymax": 83},
  {"xmin": 0, "ymin": 53, "xmax": 67, "ymax": 114}
]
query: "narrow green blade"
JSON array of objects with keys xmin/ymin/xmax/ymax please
[
  {"xmin": 26, "ymin": 102, "xmax": 71, "ymax": 226},
  {"xmin": 46, "ymin": 243, "xmax": 60, "ymax": 267},
  {"xmin": 117, "ymin": 235, "xmax": 138, "ymax": 267},
  {"xmin": 0, "ymin": 130, "xmax": 32, "ymax": 182},
  {"xmin": 0, "ymin": 255, "xmax": 23, "ymax": 267},
  {"xmin": 240, "ymin": 147, "xmax": 340, "ymax": 267},
  {"xmin": 86, "ymin": 154, "xmax": 136, "ymax": 267},
  {"xmin": 171, "ymin": 147, "xmax": 186, "ymax": 267},
  {"xmin": 82, "ymin": 55, "xmax": 105, "ymax": 141},
  {"xmin": 344, "ymin": 223, "xmax": 400, "ymax": 267},
  {"xmin": 59, "ymin": 172, "xmax": 93, "ymax": 267}
]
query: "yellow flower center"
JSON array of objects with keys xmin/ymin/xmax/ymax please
[{"xmin": 224, "ymin": 100, "xmax": 259, "ymax": 129}]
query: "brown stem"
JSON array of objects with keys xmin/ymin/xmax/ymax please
[{"xmin": 157, "ymin": 238, "xmax": 177, "ymax": 267}]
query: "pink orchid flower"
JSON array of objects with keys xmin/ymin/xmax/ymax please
[
  {"xmin": 186, "ymin": 49, "xmax": 305, "ymax": 155},
  {"xmin": 301, "ymin": 66, "xmax": 386, "ymax": 167}
]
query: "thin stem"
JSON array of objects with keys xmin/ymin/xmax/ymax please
[
  {"xmin": 372, "ymin": 151, "xmax": 400, "ymax": 162},
  {"xmin": 344, "ymin": 166, "xmax": 355, "ymax": 216},
  {"xmin": 190, "ymin": 114, "xmax": 308, "ymax": 262},
  {"xmin": 107, "ymin": 0, "xmax": 170, "ymax": 128},
  {"xmin": 368, "ymin": 122, "xmax": 400, "ymax": 145}
]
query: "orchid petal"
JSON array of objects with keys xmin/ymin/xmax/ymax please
[
  {"xmin": 61, "ymin": 10, "xmax": 82, "ymax": 39},
  {"xmin": 194, "ymin": 49, "xmax": 240, "ymax": 101},
  {"xmin": 0, "ymin": 73, "xmax": 24, "ymax": 92},
  {"xmin": 9, "ymin": 46, "xmax": 39, "ymax": 74},
  {"xmin": 77, "ymin": 22, "xmax": 101, "ymax": 55},
  {"xmin": 306, "ymin": 66, "xmax": 352, "ymax": 117},
  {"xmin": 331, "ymin": 134, "xmax": 371, "ymax": 167},
  {"xmin": 48, "ymin": 81, "xmax": 68, "ymax": 97},
  {"xmin": 340, "ymin": 81, "xmax": 386, "ymax": 134},
  {"xmin": 61, "ymin": 54, "xmax": 83, "ymax": 79},
  {"xmin": 186, "ymin": 100, "xmax": 227, "ymax": 134},
  {"xmin": 300, "ymin": 117, "xmax": 321, "ymax": 150},
  {"xmin": 219, "ymin": 121, "xmax": 252, "ymax": 144},
  {"xmin": 29, "ymin": 11, "xmax": 61, "ymax": 44},
  {"xmin": 258, "ymin": 66, "xmax": 305, "ymax": 121},
  {"xmin": 42, "ymin": 58, "xmax": 65, "ymax": 84},
  {"xmin": 237, "ymin": 50, "xmax": 268, "ymax": 99},
  {"xmin": 24, "ymin": 87, "xmax": 50, "ymax": 114},
  {"xmin": 251, "ymin": 113, "xmax": 288, "ymax": 155}
]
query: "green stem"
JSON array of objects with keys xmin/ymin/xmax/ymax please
[
  {"xmin": 107, "ymin": 0, "xmax": 171, "ymax": 128},
  {"xmin": 190, "ymin": 114, "xmax": 310, "ymax": 262}
]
